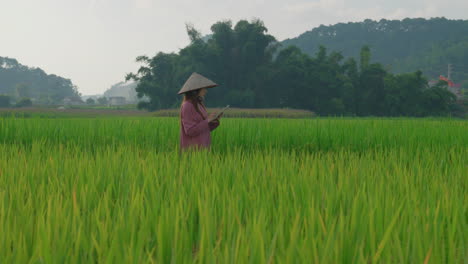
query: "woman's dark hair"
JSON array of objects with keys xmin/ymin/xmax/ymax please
[{"xmin": 181, "ymin": 89, "xmax": 206, "ymax": 119}]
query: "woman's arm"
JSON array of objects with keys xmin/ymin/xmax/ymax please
[
  {"xmin": 209, "ymin": 119, "xmax": 220, "ymax": 131},
  {"xmin": 181, "ymin": 102, "xmax": 210, "ymax": 137}
]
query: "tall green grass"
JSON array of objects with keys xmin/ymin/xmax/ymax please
[
  {"xmin": 0, "ymin": 117, "xmax": 466, "ymax": 263},
  {"xmin": 0, "ymin": 118, "xmax": 466, "ymax": 152}
]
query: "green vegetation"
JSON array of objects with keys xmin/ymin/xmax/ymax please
[
  {"xmin": 282, "ymin": 18, "xmax": 468, "ymax": 82},
  {"xmin": 154, "ymin": 108, "xmax": 315, "ymax": 118},
  {"xmin": 0, "ymin": 57, "xmax": 80, "ymax": 104},
  {"xmin": 0, "ymin": 117, "xmax": 466, "ymax": 262},
  {"xmin": 0, "ymin": 108, "xmax": 149, "ymax": 118},
  {"xmin": 128, "ymin": 19, "xmax": 464, "ymax": 117},
  {"xmin": 0, "ymin": 107, "xmax": 311, "ymax": 119},
  {"xmin": 15, "ymin": 98, "xmax": 33, "ymax": 108},
  {"xmin": 0, "ymin": 95, "xmax": 11, "ymax": 107}
]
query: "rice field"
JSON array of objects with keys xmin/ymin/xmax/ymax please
[
  {"xmin": 0, "ymin": 107, "xmax": 314, "ymax": 119},
  {"xmin": 0, "ymin": 117, "xmax": 467, "ymax": 263},
  {"xmin": 153, "ymin": 108, "xmax": 315, "ymax": 118}
]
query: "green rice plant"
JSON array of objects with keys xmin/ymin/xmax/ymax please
[
  {"xmin": 0, "ymin": 117, "xmax": 466, "ymax": 263},
  {"xmin": 153, "ymin": 108, "xmax": 315, "ymax": 119},
  {"xmin": 0, "ymin": 117, "xmax": 466, "ymax": 152}
]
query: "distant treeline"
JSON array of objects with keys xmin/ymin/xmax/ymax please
[
  {"xmin": 0, "ymin": 57, "xmax": 80, "ymax": 106},
  {"xmin": 128, "ymin": 19, "xmax": 465, "ymax": 116},
  {"xmin": 282, "ymin": 18, "xmax": 468, "ymax": 83}
]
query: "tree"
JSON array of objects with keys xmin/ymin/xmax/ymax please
[
  {"xmin": 383, "ymin": 71, "xmax": 427, "ymax": 116},
  {"xmin": 15, "ymin": 98, "xmax": 32, "ymax": 108},
  {"xmin": 280, "ymin": 18, "xmax": 468, "ymax": 82},
  {"xmin": 354, "ymin": 45, "xmax": 388, "ymax": 116},
  {"xmin": 97, "ymin": 97, "xmax": 108, "ymax": 105},
  {"xmin": 127, "ymin": 52, "xmax": 180, "ymax": 110},
  {"xmin": 462, "ymin": 81, "xmax": 468, "ymax": 89},
  {"xmin": 1, "ymin": 57, "xmax": 80, "ymax": 104},
  {"xmin": 421, "ymin": 81, "xmax": 456, "ymax": 116},
  {"xmin": 270, "ymin": 46, "xmax": 310, "ymax": 108},
  {"xmin": 15, "ymin": 83, "xmax": 31, "ymax": 99},
  {"xmin": 0, "ymin": 95, "xmax": 10, "ymax": 107},
  {"xmin": 128, "ymin": 19, "xmax": 277, "ymax": 110},
  {"xmin": 86, "ymin": 98, "xmax": 95, "ymax": 105},
  {"xmin": 359, "ymin": 46, "xmax": 371, "ymax": 72},
  {"xmin": 342, "ymin": 58, "xmax": 360, "ymax": 115},
  {"xmin": 127, "ymin": 19, "xmax": 466, "ymax": 117}
]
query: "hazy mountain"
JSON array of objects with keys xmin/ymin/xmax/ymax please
[
  {"xmin": 103, "ymin": 81, "xmax": 138, "ymax": 102},
  {"xmin": 281, "ymin": 17, "xmax": 468, "ymax": 83}
]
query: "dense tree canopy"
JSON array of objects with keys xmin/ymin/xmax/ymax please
[{"xmin": 128, "ymin": 19, "xmax": 464, "ymax": 117}]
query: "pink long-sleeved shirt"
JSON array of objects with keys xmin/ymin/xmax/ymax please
[{"xmin": 180, "ymin": 100, "xmax": 219, "ymax": 150}]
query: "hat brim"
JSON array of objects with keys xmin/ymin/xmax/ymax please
[{"xmin": 177, "ymin": 84, "xmax": 218, "ymax": 95}]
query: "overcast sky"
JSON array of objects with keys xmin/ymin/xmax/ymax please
[{"xmin": 1, "ymin": 0, "xmax": 466, "ymax": 95}]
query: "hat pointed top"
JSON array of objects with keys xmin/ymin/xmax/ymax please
[{"xmin": 178, "ymin": 72, "xmax": 218, "ymax": 95}]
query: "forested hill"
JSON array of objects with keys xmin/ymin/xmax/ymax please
[
  {"xmin": 281, "ymin": 18, "xmax": 468, "ymax": 83},
  {"xmin": 0, "ymin": 57, "xmax": 80, "ymax": 104}
]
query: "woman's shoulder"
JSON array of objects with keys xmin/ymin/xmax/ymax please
[
  {"xmin": 181, "ymin": 100, "xmax": 196, "ymax": 113},
  {"xmin": 181, "ymin": 100, "xmax": 193, "ymax": 108},
  {"xmin": 182, "ymin": 100, "xmax": 204, "ymax": 109}
]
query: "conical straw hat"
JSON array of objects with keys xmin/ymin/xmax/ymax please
[{"xmin": 177, "ymin": 72, "xmax": 218, "ymax": 95}]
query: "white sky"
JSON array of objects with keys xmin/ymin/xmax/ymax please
[{"xmin": 1, "ymin": 0, "xmax": 466, "ymax": 95}]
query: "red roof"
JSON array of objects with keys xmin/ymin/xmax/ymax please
[{"xmin": 439, "ymin": 75, "xmax": 460, "ymax": 88}]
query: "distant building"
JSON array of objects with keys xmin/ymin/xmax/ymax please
[
  {"xmin": 108, "ymin": 96, "xmax": 126, "ymax": 106},
  {"xmin": 429, "ymin": 76, "xmax": 462, "ymax": 99}
]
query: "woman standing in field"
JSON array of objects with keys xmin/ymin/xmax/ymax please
[{"xmin": 179, "ymin": 73, "xmax": 222, "ymax": 150}]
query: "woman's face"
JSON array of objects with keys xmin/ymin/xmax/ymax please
[{"xmin": 198, "ymin": 88, "xmax": 207, "ymax": 97}]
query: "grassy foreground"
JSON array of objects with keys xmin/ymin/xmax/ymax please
[{"xmin": 0, "ymin": 117, "xmax": 466, "ymax": 263}]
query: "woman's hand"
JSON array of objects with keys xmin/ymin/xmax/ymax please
[
  {"xmin": 208, "ymin": 113, "xmax": 221, "ymax": 123},
  {"xmin": 210, "ymin": 120, "xmax": 220, "ymax": 127}
]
